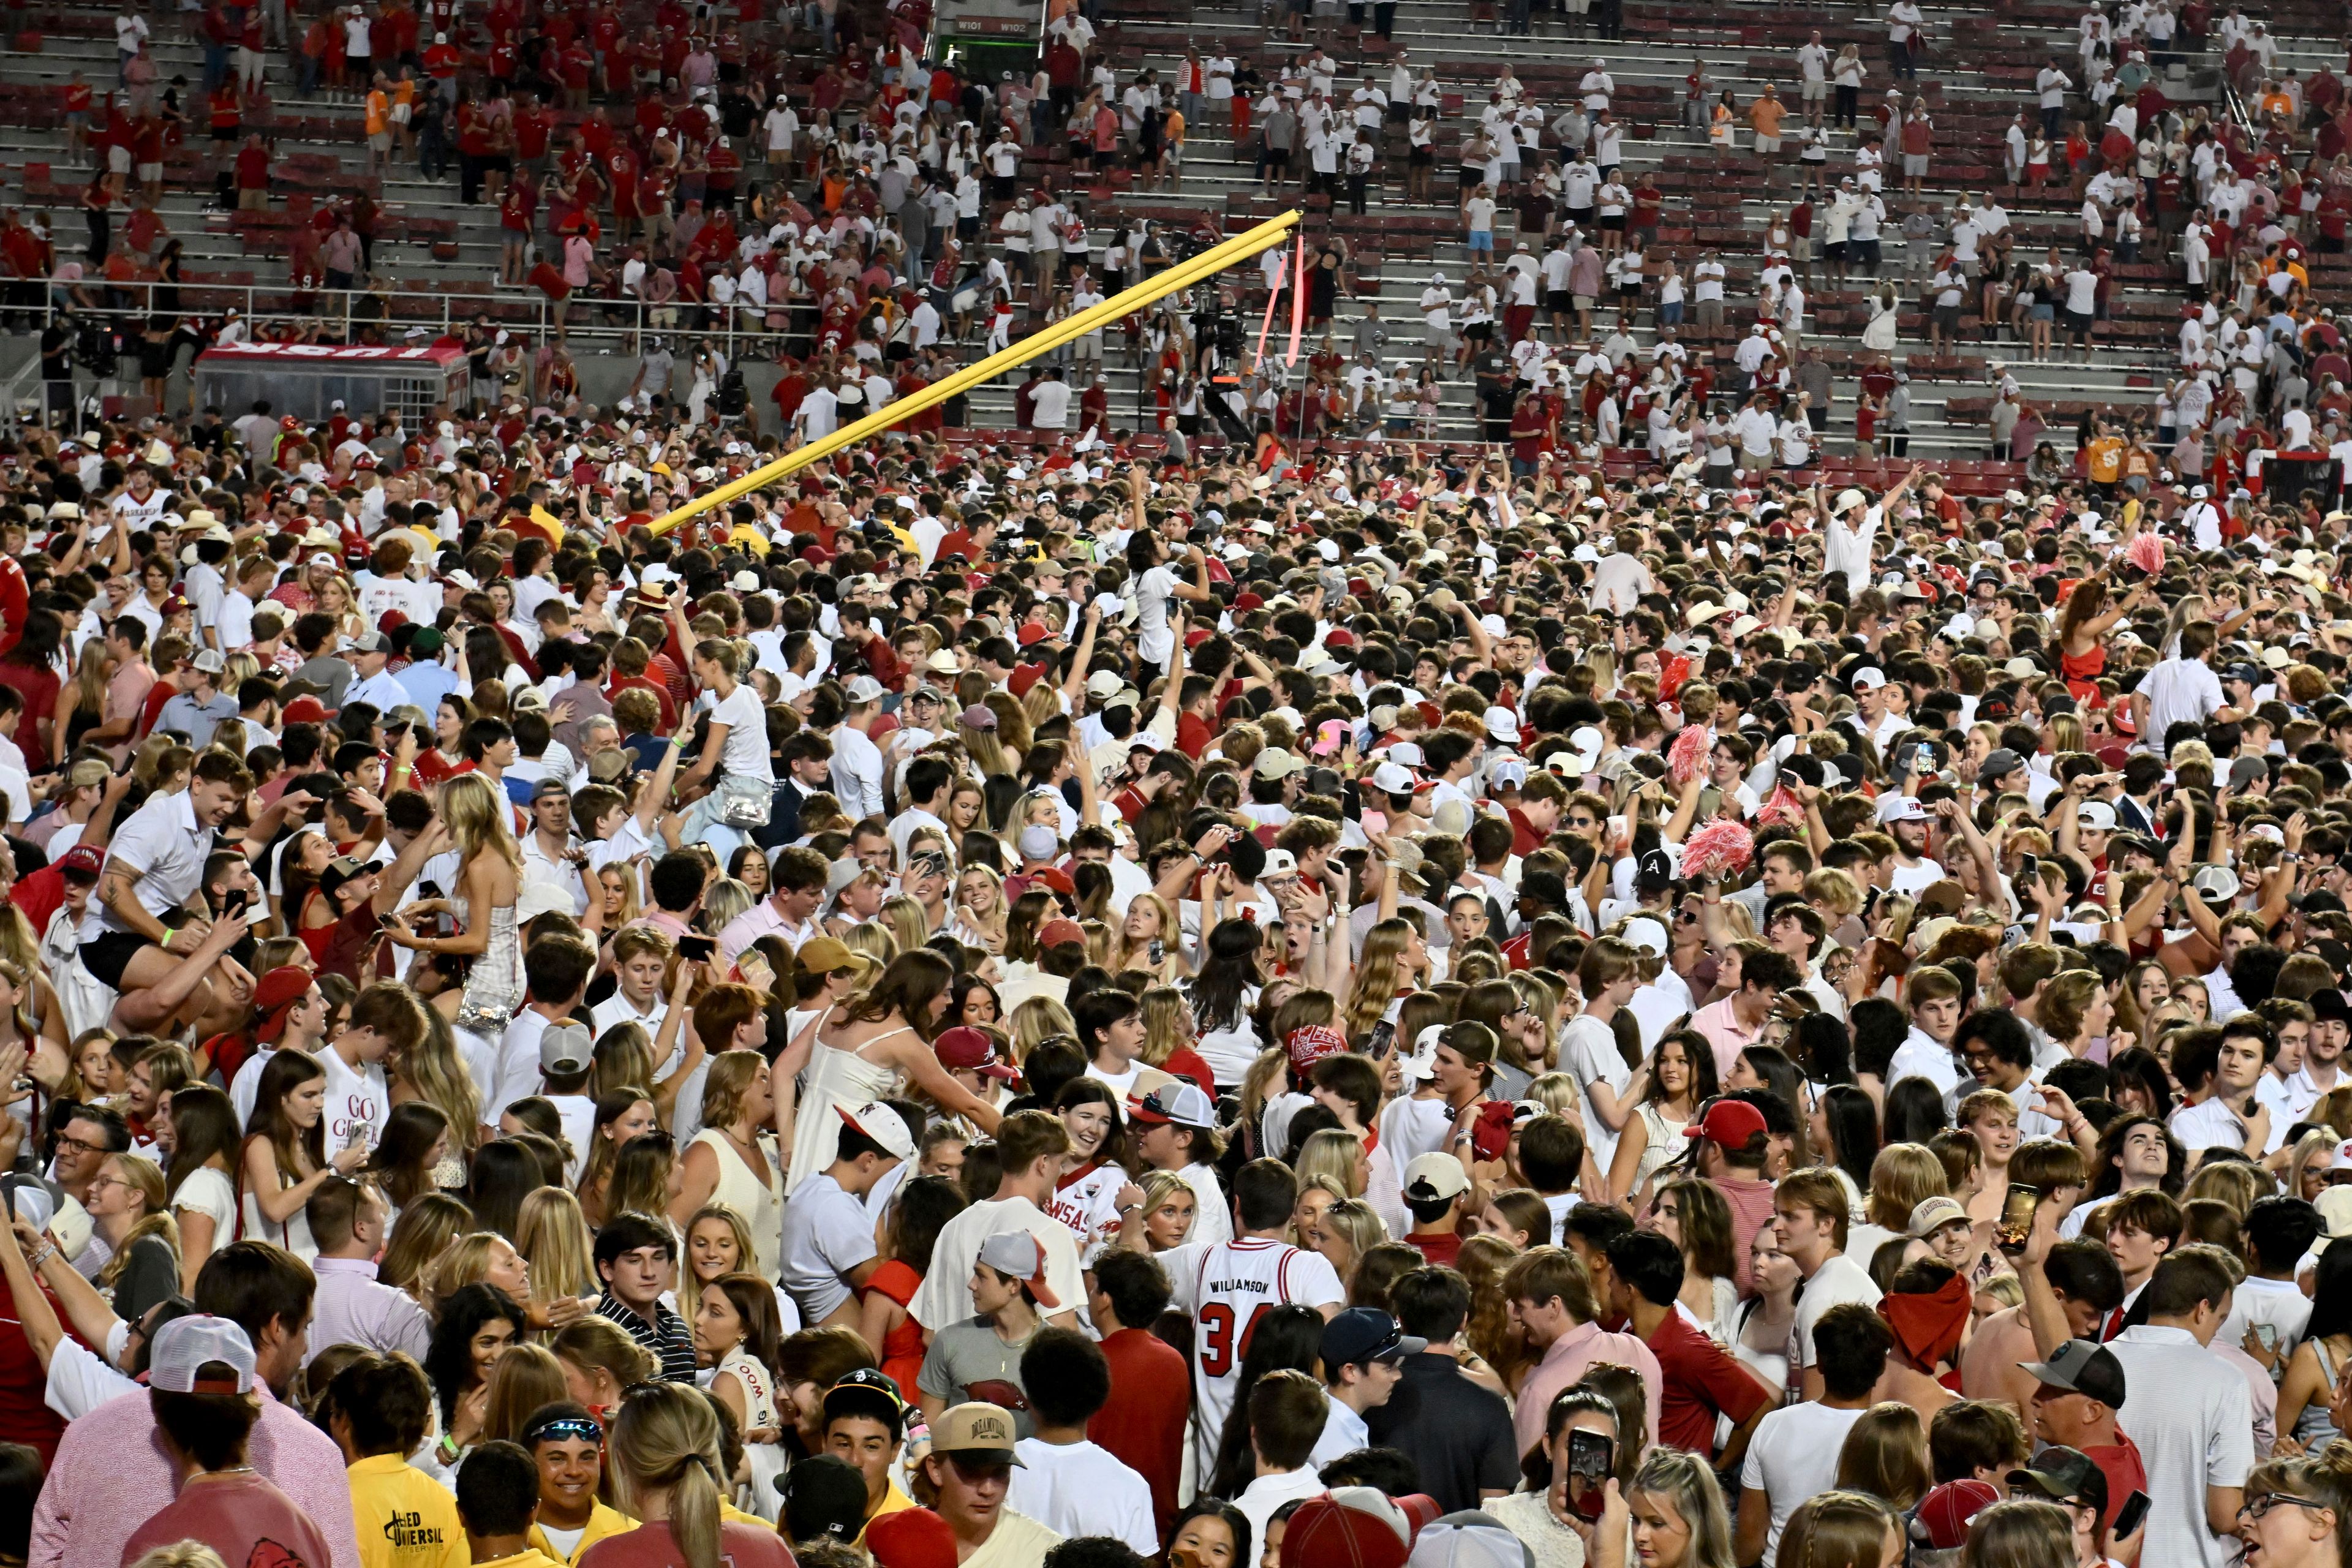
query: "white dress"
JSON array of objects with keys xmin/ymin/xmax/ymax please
[
  {"xmin": 690, "ymin": 1126, "xmax": 785, "ymax": 1280},
  {"xmin": 239, "ymin": 1148, "xmax": 318, "ymax": 1261},
  {"xmin": 1863, "ymin": 293, "xmax": 1900, "ymax": 352},
  {"xmin": 1626, "ymin": 1101, "xmax": 1689, "ymax": 1200},
  {"xmin": 715, "ymin": 1344, "xmax": 786, "ymax": 1520},
  {"xmin": 454, "ymin": 898, "xmax": 525, "ymax": 1035},
  {"xmin": 785, "ymin": 1028, "xmax": 905, "ymax": 1195}
]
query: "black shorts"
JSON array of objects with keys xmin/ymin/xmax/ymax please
[
  {"xmin": 1823, "ymin": 240, "xmax": 1847, "ymax": 260},
  {"xmin": 2066, "ymin": 307, "xmax": 2094, "ymax": 333},
  {"xmin": 81, "ymin": 930, "xmax": 154, "ymax": 990},
  {"xmin": 1599, "ymin": 213, "xmax": 1625, "ymax": 231},
  {"xmin": 1566, "ymin": 205, "xmax": 1593, "ymax": 225},
  {"xmin": 1546, "ymin": 288, "xmax": 1572, "ymax": 311},
  {"xmin": 1618, "ymin": 282, "xmax": 1641, "ymax": 300},
  {"xmin": 1409, "ymin": 145, "xmax": 1432, "ymax": 164},
  {"xmin": 211, "ymin": 124, "xmax": 238, "ymax": 141}
]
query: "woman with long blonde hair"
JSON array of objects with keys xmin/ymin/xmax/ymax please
[
  {"xmin": 1341, "ymin": 919, "xmax": 1425, "ymax": 1044},
  {"xmin": 840, "ymin": 921, "xmax": 898, "ymax": 968},
  {"xmin": 1313, "ymin": 1198, "xmax": 1386, "ymax": 1289},
  {"xmin": 59, "ymin": 645, "xmax": 113, "ymax": 756},
  {"xmin": 89, "ymin": 1152, "xmax": 179, "ymax": 1322},
  {"xmin": 671, "ymin": 1051, "xmax": 783, "ymax": 1278},
  {"xmin": 957, "ymin": 706, "xmax": 1011, "ymax": 778},
  {"xmin": 1009, "ymin": 996, "xmax": 1076, "ymax": 1061},
  {"xmin": 606, "ymin": 1381, "xmax": 764, "ymax": 1568},
  {"xmin": 386, "ymin": 774, "xmax": 521, "ymax": 1035},
  {"xmin": 393, "ymin": 1006, "xmax": 481, "ymax": 1171},
  {"xmin": 699, "ymin": 880, "xmax": 757, "ymax": 946},
  {"xmin": 1110, "ymin": 892, "xmax": 1188, "ymax": 981},
  {"xmin": 950, "ymin": 864, "xmax": 1009, "ymax": 954},
  {"xmin": 878, "ymin": 897, "xmax": 932, "ymax": 957},
  {"xmin": 513, "ymin": 1186, "xmax": 598, "ymax": 1328}
]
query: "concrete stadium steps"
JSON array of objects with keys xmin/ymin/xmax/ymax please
[{"xmin": 0, "ymin": 0, "xmax": 2253, "ymax": 456}]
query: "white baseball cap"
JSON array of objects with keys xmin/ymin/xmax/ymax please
[{"xmin": 148, "ymin": 1314, "xmax": 258, "ymax": 1394}]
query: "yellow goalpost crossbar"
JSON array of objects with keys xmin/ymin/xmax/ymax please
[{"xmin": 646, "ymin": 209, "xmax": 1304, "ymax": 537}]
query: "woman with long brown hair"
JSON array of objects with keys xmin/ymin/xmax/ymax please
[
  {"xmin": 165, "ymin": 1082, "xmax": 243, "ymax": 1293},
  {"xmin": 784, "ymin": 950, "xmax": 1001, "ymax": 1193},
  {"xmin": 240, "ymin": 1049, "xmax": 371, "ymax": 1259},
  {"xmin": 2056, "ymin": 576, "xmax": 2150, "ymax": 703}
]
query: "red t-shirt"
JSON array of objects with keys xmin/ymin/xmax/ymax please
[
  {"xmin": 118, "ymin": 1471, "xmax": 339, "ymax": 1568},
  {"xmin": 1642, "ymin": 1302, "xmax": 1774, "ymax": 1453},
  {"xmin": 1175, "ymin": 712, "xmax": 1212, "ymax": 759},
  {"xmin": 579, "ymin": 1520, "xmax": 793, "ymax": 1568},
  {"xmin": 1405, "ymin": 1231, "xmax": 1463, "ymax": 1267},
  {"xmin": 1090, "ymin": 1327, "xmax": 1191, "ymax": 1539},
  {"xmin": 2084, "ymin": 1432, "xmax": 2149, "ymax": 1535}
]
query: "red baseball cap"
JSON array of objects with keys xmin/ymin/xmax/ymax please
[
  {"xmin": 283, "ymin": 696, "xmax": 331, "ymax": 725},
  {"xmin": 1683, "ymin": 1098, "xmax": 1768, "ymax": 1149},
  {"xmin": 1280, "ymin": 1488, "xmax": 1432, "ymax": 1568},
  {"xmin": 933, "ymin": 1026, "xmax": 1018, "ymax": 1080},
  {"xmin": 1036, "ymin": 918, "xmax": 1086, "ymax": 949},
  {"xmin": 252, "ymin": 965, "xmax": 315, "ymax": 1042},
  {"xmin": 1915, "ymin": 1480, "xmax": 2002, "ymax": 1550},
  {"xmin": 865, "ymin": 1508, "xmax": 959, "ymax": 1568}
]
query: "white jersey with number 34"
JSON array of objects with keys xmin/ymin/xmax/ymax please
[{"xmin": 1166, "ymin": 1236, "xmax": 1345, "ymax": 1476}]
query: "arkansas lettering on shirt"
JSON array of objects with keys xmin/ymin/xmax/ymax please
[{"xmin": 117, "ymin": 1471, "xmax": 339, "ymax": 1568}]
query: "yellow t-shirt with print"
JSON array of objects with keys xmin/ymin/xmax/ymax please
[{"xmin": 347, "ymin": 1453, "xmax": 467, "ymax": 1568}]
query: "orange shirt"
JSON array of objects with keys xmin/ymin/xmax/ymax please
[
  {"xmin": 2087, "ymin": 435, "xmax": 2124, "ymax": 484},
  {"xmin": 1750, "ymin": 97, "xmax": 1786, "ymax": 136},
  {"xmin": 364, "ymin": 89, "xmax": 388, "ymax": 134}
]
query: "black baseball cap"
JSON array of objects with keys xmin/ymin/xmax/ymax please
[
  {"xmin": 2018, "ymin": 1340, "xmax": 2127, "ymax": 1409},
  {"xmin": 1319, "ymin": 1307, "xmax": 1425, "ymax": 1370},
  {"xmin": 778, "ymin": 1454, "xmax": 870, "ymax": 1545},
  {"xmin": 2313, "ymin": 989, "xmax": 2352, "ymax": 1025}
]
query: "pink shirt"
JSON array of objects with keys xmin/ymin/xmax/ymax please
[
  {"xmin": 1510, "ymin": 1318, "xmax": 1664, "ymax": 1464},
  {"xmin": 1689, "ymin": 996, "xmax": 1762, "ymax": 1080},
  {"xmin": 32, "ymin": 1381, "xmax": 360, "ymax": 1568}
]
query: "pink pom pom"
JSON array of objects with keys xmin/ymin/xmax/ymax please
[
  {"xmin": 1681, "ymin": 820, "xmax": 1757, "ymax": 882},
  {"xmin": 1668, "ymin": 725, "xmax": 1711, "ymax": 786},
  {"xmin": 2126, "ymin": 534, "xmax": 2165, "ymax": 576}
]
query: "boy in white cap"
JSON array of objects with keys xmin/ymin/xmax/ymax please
[
  {"xmin": 782, "ymin": 1101, "xmax": 911, "ymax": 1329},
  {"xmin": 119, "ymin": 1316, "xmax": 341, "ymax": 1568}
]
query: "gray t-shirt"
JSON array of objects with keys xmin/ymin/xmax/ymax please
[{"xmin": 918, "ymin": 1318, "xmax": 1038, "ymax": 1438}]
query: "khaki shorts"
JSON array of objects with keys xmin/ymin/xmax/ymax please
[
  {"xmin": 1801, "ymin": 80, "xmax": 1828, "ymax": 100},
  {"xmin": 1755, "ymin": 133, "xmax": 1782, "ymax": 153}
]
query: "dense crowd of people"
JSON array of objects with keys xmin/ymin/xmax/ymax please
[
  {"xmin": 1, "ymin": 351, "xmax": 2352, "ymax": 1568},
  {"xmin": 12, "ymin": 1, "xmax": 2352, "ymax": 1567}
]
